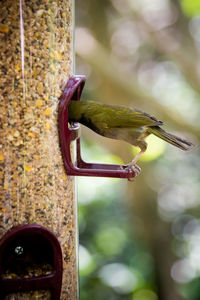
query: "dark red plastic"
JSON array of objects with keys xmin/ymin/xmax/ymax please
[
  {"xmin": 0, "ymin": 224, "xmax": 62, "ymax": 299},
  {"xmin": 58, "ymin": 75, "xmax": 138, "ymax": 179}
]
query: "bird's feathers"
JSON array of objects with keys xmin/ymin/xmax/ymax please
[
  {"xmin": 68, "ymin": 100, "xmax": 163, "ymax": 129},
  {"xmin": 68, "ymin": 100, "xmax": 193, "ymax": 152},
  {"xmin": 148, "ymin": 126, "xmax": 192, "ymax": 151}
]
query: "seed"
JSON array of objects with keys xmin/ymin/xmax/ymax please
[
  {"xmin": 0, "ymin": 24, "xmax": 9, "ymax": 33},
  {"xmin": 0, "ymin": 154, "xmax": 4, "ymax": 161},
  {"xmin": 44, "ymin": 108, "xmax": 52, "ymax": 116},
  {"xmin": 25, "ymin": 165, "xmax": 32, "ymax": 172},
  {"xmin": 45, "ymin": 121, "xmax": 51, "ymax": 130},
  {"xmin": 36, "ymin": 100, "xmax": 43, "ymax": 107}
]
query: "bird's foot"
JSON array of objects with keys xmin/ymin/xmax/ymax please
[
  {"xmin": 121, "ymin": 162, "xmax": 141, "ymax": 178},
  {"xmin": 125, "ymin": 162, "xmax": 141, "ymax": 176}
]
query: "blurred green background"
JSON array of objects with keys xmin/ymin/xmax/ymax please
[{"xmin": 75, "ymin": 0, "xmax": 200, "ymax": 299}]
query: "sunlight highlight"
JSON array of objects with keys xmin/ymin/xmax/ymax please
[{"xmin": 132, "ymin": 135, "xmax": 166, "ymax": 162}]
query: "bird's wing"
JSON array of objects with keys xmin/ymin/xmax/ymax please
[{"xmin": 94, "ymin": 106, "xmax": 163, "ymax": 129}]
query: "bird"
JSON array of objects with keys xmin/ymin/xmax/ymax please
[{"xmin": 68, "ymin": 100, "xmax": 193, "ymax": 173}]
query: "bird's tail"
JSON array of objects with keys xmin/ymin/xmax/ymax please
[{"xmin": 149, "ymin": 126, "xmax": 193, "ymax": 151}]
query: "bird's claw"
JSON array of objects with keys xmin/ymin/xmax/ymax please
[{"xmin": 120, "ymin": 163, "xmax": 141, "ymax": 179}]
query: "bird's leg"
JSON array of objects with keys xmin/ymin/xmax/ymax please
[
  {"xmin": 130, "ymin": 150, "xmax": 146, "ymax": 166},
  {"xmin": 121, "ymin": 141, "xmax": 147, "ymax": 177},
  {"xmin": 122, "ymin": 149, "xmax": 146, "ymax": 176}
]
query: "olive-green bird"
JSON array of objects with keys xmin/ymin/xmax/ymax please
[{"xmin": 68, "ymin": 100, "xmax": 193, "ymax": 172}]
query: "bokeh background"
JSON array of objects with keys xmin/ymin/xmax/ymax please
[{"xmin": 75, "ymin": 1, "xmax": 200, "ymax": 299}]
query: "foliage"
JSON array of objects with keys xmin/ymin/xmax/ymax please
[
  {"xmin": 75, "ymin": 0, "xmax": 200, "ymax": 299},
  {"xmin": 181, "ymin": 0, "xmax": 200, "ymax": 17}
]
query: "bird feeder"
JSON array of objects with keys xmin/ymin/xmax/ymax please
[{"xmin": 0, "ymin": 1, "xmax": 77, "ymax": 299}]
